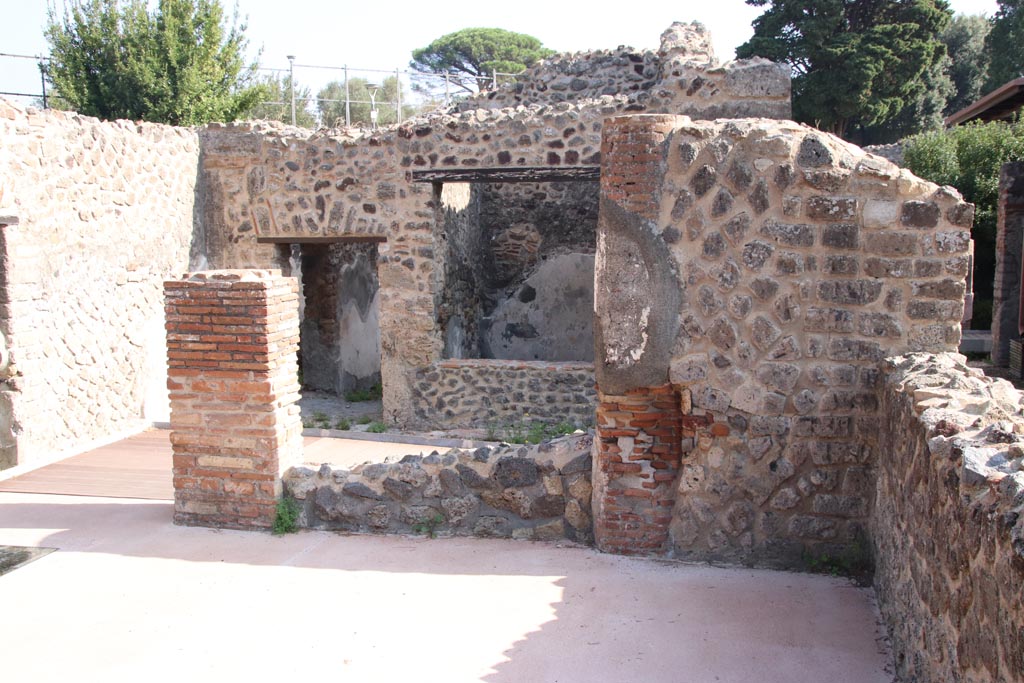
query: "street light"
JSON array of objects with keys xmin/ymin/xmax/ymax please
[{"xmin": 287, "ymin": 55, "xmax": 296, "ymax": 126}]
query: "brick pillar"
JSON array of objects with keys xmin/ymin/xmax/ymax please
[
  {"xmin": 993, "ymin": 162, "xmax": 1024, "ymax": 365},
  {"xmin": 601, "ymin": 114, "xmax": 679, "ymax": 218},
  {"xmin": 593, "ymin": 386, "xmax": 682, "ymax": 554},
  {"xmin": 165, "ymin": 270, "xmax": 302, "ymax": 529},
  {"xmin": 594, "ymin": 115, "xmax": 684, "ymax": 554}
]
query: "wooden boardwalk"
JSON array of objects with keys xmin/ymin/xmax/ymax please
[
  {"xmin": 0, "ymin": 429, "xmax": 452, "ymax": 501},
  {"xmin": 0, "ymin": 429, "xmax": 173, "ymax": 500}
]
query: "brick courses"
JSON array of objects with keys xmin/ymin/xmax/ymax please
[{"xmin": 166, "ymin": 270, "xmax": 302, "ymax": 529}]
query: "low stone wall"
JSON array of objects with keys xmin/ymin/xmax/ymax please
[
  {"xmin": 283, "ymin": 433, "xmax": 594, "ymax": 542},
  {"xmin": 408, "ymin": 359, "xmax": 597, "ymax": 429},
  {"xmin": 874, "ymin": 353, "xmax": 1024, "ymax": 682}
]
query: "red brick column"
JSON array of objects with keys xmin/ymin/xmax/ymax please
[
  {"xmin": 601, "ymin": 114, "xmax": 678, "ymax": 219},
  {"xmin": 165, "ymin": 270, "xmax": 302, "ymax": 529},
  {"xmin": 593, "ymin": 386, "xmax": 682, "ymax": 554}
]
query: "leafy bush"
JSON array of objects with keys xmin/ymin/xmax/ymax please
[
  {"xmin": 903, "ymin": 119, "xmax": 1024, "ymax": 328},
  {"xmin": 344, "ymin": 383, "xmax": 382, "ymax": 402},
  {"xmin": 366, "ymin": 421, "xmax": 388, "ymax": 433},
  {"xmin": 272, "ymin": 497, "xmax": 301, "ymax": 535}
]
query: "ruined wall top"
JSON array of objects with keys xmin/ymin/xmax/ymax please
[{"xmin": 462, "ymin": 22, "xmax": 789, "ymax": 119}]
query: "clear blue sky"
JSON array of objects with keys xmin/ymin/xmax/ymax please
[{"xmin": 0, "ymin": 0, "xmax": 1001, "ymax": 106}]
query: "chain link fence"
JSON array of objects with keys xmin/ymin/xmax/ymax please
[{"xmin": 0, "ymin": 52, "xmax": 520, "ymax": 128}]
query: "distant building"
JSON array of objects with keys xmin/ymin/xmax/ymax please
[{"xmin": 946, "ymin": 77, "xmax": 1024, "ymax": 126}]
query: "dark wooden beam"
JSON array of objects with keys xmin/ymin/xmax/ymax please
[{"xmin": 411, "ymin": 166, "xmax": 600, "ymax": 183}]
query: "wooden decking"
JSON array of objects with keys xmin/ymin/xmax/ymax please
[
  {"xmin": 0, "ymin": 429, "xmax": 174, "ymax": 500},
  {"xmin": 0, "ymin": 429, "xmax": 454, "ymax": 501}
]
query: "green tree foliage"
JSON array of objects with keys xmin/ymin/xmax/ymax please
[
  {"xmin": 943, "ymin": 14, "xmax": 991, "ymax": 115},
  {"xmin": 855, "ymin": 49, "xmax": 953, "ymax": 144},
  {"xmin": 316, "ymin": 76, "xmax": 414, "ymax": 128},
  {"xmin": 986, "ymin": 0, "xmax": 1024, "ymax": 94},
  {"xmin": 45, "ymin": 0, "xmax": 263, "ymax": 125},
  {"xmin": 247, "ymin": 74, "xmax": 317, "ymax": 128},
  {"xmin": 410, "ymin": 28, "xmax": 555, "ymax": 93},
  {"xmin": 737, "ymin": 0, "xmax": 952, "ymax": 140},
  {"xmin": 904, "ymin": 119, "xmax": 1024, "ymax": 326}
]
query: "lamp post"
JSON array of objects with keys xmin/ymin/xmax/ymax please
[{"xmin": 287, "ymin": 55, "xmax": 296, "ymax": 126}]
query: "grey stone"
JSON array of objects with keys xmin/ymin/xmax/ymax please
[
  {"xmin": 727, "ymin": 160, "xmax": 754, "ymax": 191},
  {"xmin": 441, "ymin": 496, "xmax": 478, "ymax": 526},
  {"xmin": 456, "ymin": 464, "xmax": 497, "ymax": 490},
  {"xmin": 711, "ymin": 188, "xmax": 735, "ymax": 217},
  {"xmin": 748, "ymin": 436, "xmax": 773, "ymax": 460},
  {"xmin": 471, "ymin": 518, "xmax": 507, "ymax": 540},
  {"xmin": 715, "ymin": 259, "xmax": 741, "ymax": 291},
  {"xmin": 751, "ymin": 316, "xmax": 781, "ymax": 351},
  {"xmin": 383, "ymin": 477, "xmax": 415, "ymax": 501},
  {"xmin": 912, "ymin": 279, "xmax": 966, "ymax": 300},
  {"xmin": 774, "ymin": 163, "xmax": 796, "ymax": 188},
  {"xmin": 771, "ymin": 487, "xmax": 800, "ymax": 510},
  {"xmin": 816, "ymin": 280, "xmax": 882, "ymax": 305},
  {"xmin": 858, "ymin": 313, "xmax": 902, "ymax": 338},
  {"xmin": 742, "ymin": 240, "xmax": 774, "ymax": 270},
  {"xmin": 561, "ymin": 453, "xmax": 593, "ymax": 475},
  {"xmin": 824, "ymin": 256, "xmax": 859, "ymax": 275},
  {"xmin": 797, "ymin": 135, "xmax": 833, "ymax": 168},
  {"xmin": 788, "ymin": 515, "xmax": 838, "ymax": 540},
  {"xmin": 750, "ymin": 278, "xmax": 779, "ymax": 301},
  {"xmin": 669, "ymin": 355, "xmax": 708, "ymax": 383},
  {"xmin": 760, "ymin": 220, "xmax": 815, "ymax": 247},
  {"xmin": 729, "ymin": 294, "xmax": 753, "ymax": 319},
  {"xmin": 812, "ymin": 494, "xmax": 867, "ymax": 517},
  {"xmin": 793, "ymin": 390, "xmax": 818, "ymax": 415},
  {"xmin": 827, "ymin": 338, "xmax": 883, "ymax": 361},
  {"xmin": 822, "ymin": 223, "xmax": 859, "ymax": 250},
  {"xmin": 757, "ymin": 363, "xmax": 801, "ymax": 392},
  {"xmin": 694, "ymin": 386, "xmax": 732, "ymax": 412},
  {"xmin": 703, "ymin": 232, "xmax": 726, "ymax": 259},
  {"xmin": 749, "ymin": 179, "xmax": 770, "ymax": 214},
  {"xmin": 530, "ymin": 494, "xmax": 566, "ymax": 518},
  {"xmin": 367, "ymin": 504, "xmax": 391, "ymax": 529},
  {"xmin": 807, "ymin": 196, "xmax": 857, "ymax": 220},
  {"xmin": 864, "ymin": 257, "xmax": 913, "ymax": 278},
  {"xmin": 671, "ymin": 190, "xmax": 694, "ymax": 219},
  {"xmin": 691, "ymin": 165, "xmax": 717, "ymax": 197},
  {"xmin": 774, "ymin": 294, "xmax": 800, "ymax": 323},
  {"xmin": 708, "ymin": 317, "xmax": 738, "ymax": 351},
  {"xmin": 342, "ymin": 482, "xmax": 383, "ymax": 501},
  {"xmin": 439, "ymin": 468, "xmax": 468, "ymax": 496},
  {"xmin": 493, "ymin": 456, "xmax": 540, "ymax": 488},
  {"xmin": 901, "ymin": 200, "xmax": 941, "ymax": 228},
  {"xmin": 724, "ymin": 212, "xmax": 752, "ymax": 243},
  {"xmin": 865, "ymin": 232, "xmax": 919, "ymax": 256}
]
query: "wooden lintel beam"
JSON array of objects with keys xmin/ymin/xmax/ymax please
[{"xmin": 411, "ymin": 166, "xmax": 600, "ymax": 183}]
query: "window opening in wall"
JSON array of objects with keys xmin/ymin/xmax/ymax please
[
  {"xmin": 282, "ymin": 241, "xmax": 382, "ymax": 422},
  {"xmin": 437, "ymin": 179, "xmax": 599, "ymax": 362}
]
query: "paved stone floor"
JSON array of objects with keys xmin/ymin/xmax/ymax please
[{"xmin": 0, "ymin": 491, "xmax": 894, "ymax": 682}]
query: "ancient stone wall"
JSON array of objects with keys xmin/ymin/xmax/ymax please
[
  {"xmin": 466, "ymin": 22, "xmax": 790, "ymax": 120},
  {"xmin": 284, "ymin": 432, "xmax": 593, "ymax": 542},
  {"xmin": 196, "ymin": 24, "xmax": 790, "ymax": 429},
  {"xmin": 0, "ymin": 101, "xmax": 198, "ymax": 468},
  {"xmin": 408, "ymin": 359, "xmax": 596, "ymax": 430},
  {"xmin": 874, "ymin": 353, "xmax": 1024, "ymax": 683},
  {"xmin": 594, "ymin": 115, "xmax": 973, "ymax": 565}
]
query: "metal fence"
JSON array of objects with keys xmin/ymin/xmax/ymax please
[{"xmin": 0, "ymin": 51, "xmax": 520, "ymax": 128}]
